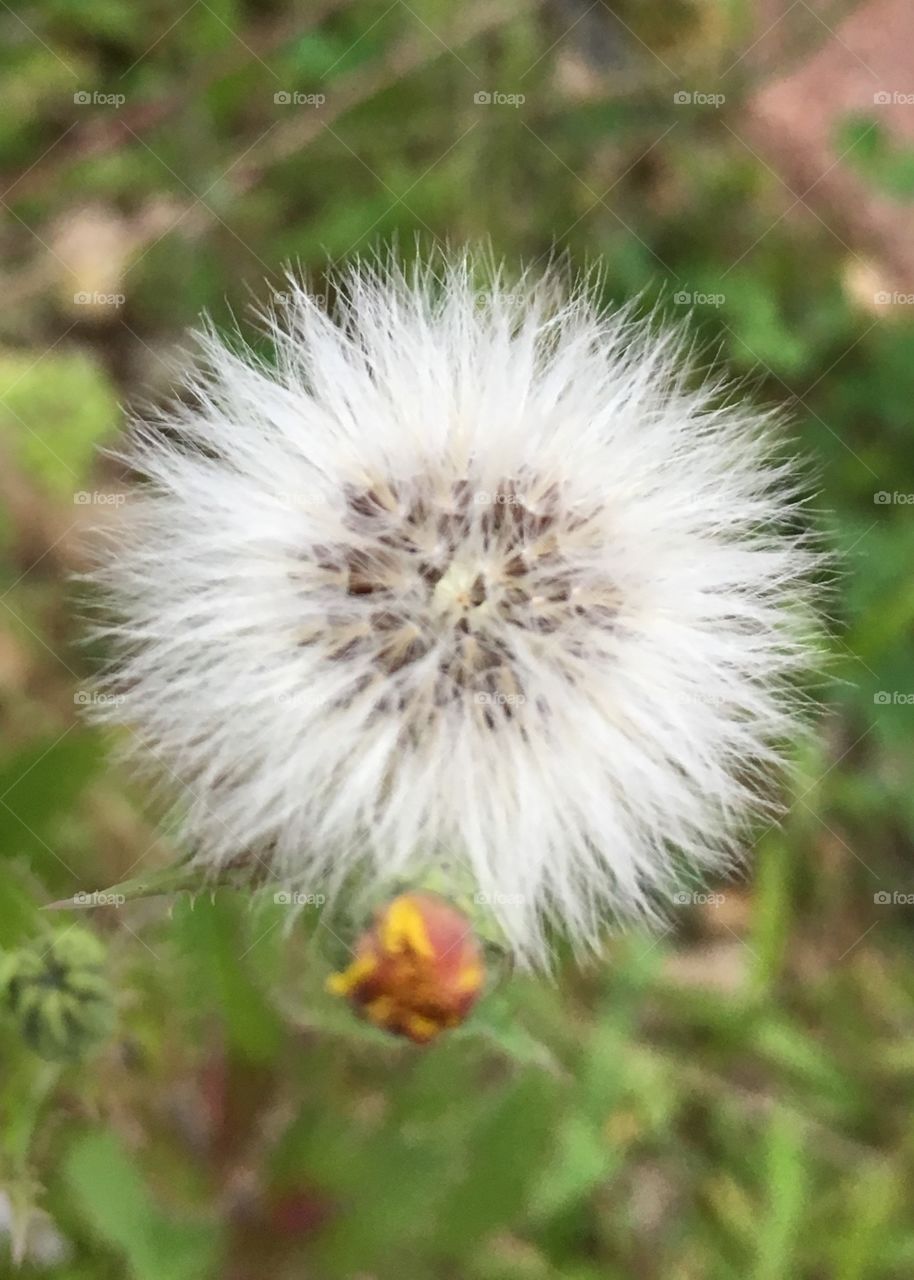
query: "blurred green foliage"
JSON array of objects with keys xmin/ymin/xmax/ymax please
[{"xmin": 1, "ymin": 1, "xmax": 914, "ymax": 1277}]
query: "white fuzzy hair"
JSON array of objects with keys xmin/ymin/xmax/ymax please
[{"xmin": 88, "ymin": 253, "xmax": 820, "ymax": 964}]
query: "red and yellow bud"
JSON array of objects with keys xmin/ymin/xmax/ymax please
[{"xmin": 327, "ymin": 891, "xmax": 485, "ymax": 1043}]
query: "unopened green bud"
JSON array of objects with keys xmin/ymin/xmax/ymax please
[{"xmin": 0, "ymin": 929, "xmax": 115, "ymax": 1063}]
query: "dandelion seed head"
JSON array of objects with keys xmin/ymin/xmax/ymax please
[{"xmin": 88, "ymin": 252, "xmax": 820, "ymax": 965}]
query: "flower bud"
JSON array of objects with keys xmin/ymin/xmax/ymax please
[
  {"xmin": 327, "ymin": 892, "xmax": 485, "ymax": 1043},
  {"xmin": 0, "ymin": 929, "xmax": 115, "ymax": 1063}
]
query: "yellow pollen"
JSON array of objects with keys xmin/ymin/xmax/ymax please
[
  {"xmin": 364, "ymin": 995, "xmax": 396, "ymax": 1026},
  {"xmin": 454, "ymin": 962, "xmax": 484, "ymax": 994},
  {"xmin": 404, "ymin": 1012, "xmax": 441, "ymax": 1042},
  {"xmin": 325, "ymin": 953, "xmax": 377, "ymax": 996},
  {"xmin": 380, "ymin": 896, "xmax": 435, "ymax": 957}
]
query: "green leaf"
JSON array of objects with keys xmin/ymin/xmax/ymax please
[
  {"xmin": 831, "ymin": 1164, "xmax": 899, "ymax": 1280},
  {"xmin": 169, "ymin": 893, "xmax": 284, "ymax": 1063},
  {"xmin": 455, "ymin": 990, "xmax": 562, "ymax": 1073},
  {"xmin": 0, "ymin": 349, "xmax": 118, "ymax": 499},
  {"xmin": 45, "ymin": 856, "xmax": 204, "ymax": 910},
  {"xmin": 433, "ymin": 1071, "xmax": 558, "ymax": 1256},
  {"xmin": 64, "ymin": 1130, "xmax": 220, "ymax": 1280},
  {"xmin": 753, "ymin": 1108, "xmax": 808, "ymax": 1280},
  {"xmin": 0, "ymin": 733, "xmax": 105, "ymax": 878},
  {"xmin": 836, "ymin": 114, "xmax": 914, "ymax": 201}
]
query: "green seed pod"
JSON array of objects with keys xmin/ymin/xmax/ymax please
[{"xmin": 0, "ymin": 929, "xmax": 115, "ymax": 1063}]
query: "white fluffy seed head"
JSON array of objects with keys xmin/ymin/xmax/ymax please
[{"xmin": 87, "ymin": 253, "xmax": 822, "ymax": 965}]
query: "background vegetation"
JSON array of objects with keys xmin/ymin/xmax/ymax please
[{"xmin": 0, "ymin": 1, "xmax": 912, "ymax": 1276}]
